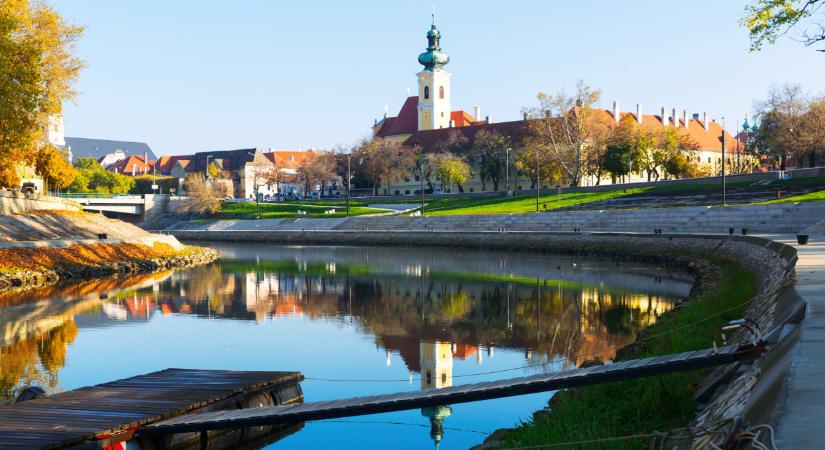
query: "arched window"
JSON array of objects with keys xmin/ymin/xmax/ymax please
[
  {"xmin": 439, "ymin": 86, "xmax": 444, "ymax": 99},
  {"xmin": 424, "ymin": 86, "xmax": 430, "ymax": 99}
]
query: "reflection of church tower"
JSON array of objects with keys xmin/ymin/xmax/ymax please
[
  {"xmin": 420, "ymin": 340, "xmax": 453, "ymax": 448},
  {"xmin": 420, "ymin": 341, "xmax": 453, "ymax": 389},
  {"xmin": 421, "ymin": 404, "xmax": 453, "ymax": 449},
  {"xmin": 417, "ymin": 14, "xmax": 451, "ymax": 131}
]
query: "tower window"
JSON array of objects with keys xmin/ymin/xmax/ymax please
[
  {"xmin": 424, "ymin": 86, "xmax": 430, "ymax": 99},
  {"xmin": 439, "ymin": 86, "xmax": 444, "ymax": 99}
]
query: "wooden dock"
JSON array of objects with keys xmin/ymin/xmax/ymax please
[
  {"xmin": 0, "ymin": 368, "xmax": 303, "ymax": 450},
  {"xmin": 144, "ymin": 343, "xmax": 764, "ymax": 434}
]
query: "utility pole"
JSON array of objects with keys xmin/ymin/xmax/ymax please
[
  {"xmin": 346, "ymin": 153, "xmax": 351, "ymax": 217},
  {"xmin": 721, "ymin": 117, "xmax": 726, "ymax": 206}
]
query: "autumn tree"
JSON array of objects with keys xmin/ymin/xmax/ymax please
[
  {"xmin": 0, "ymin": 0, "xmax": 83, "ymax": 188},
  {"xmin": 355, "ymin": 139, "xmax": 415, "ymax": 195},
  {"xmin": 743, "ymin": 0, "xmax": 825, "ymax": 51},
  {"xmin": 657, "ymin": 127, "xmax": 699, "ymax": 179},
  {"xmin": 68, "ymin": 158, "xmax": 134, "ymax": 194},
  {"xmin": 180, "ymin": 173, "xmax": 223, "ymax": 215},
  {"xmin": 753, "ymin": 83, "xmax": 811, "ymax": 169},
  {"xmin": 35, "ymin": 145, "xmax": 76, "ymax": 192},
  {"xmin": 470, "ymin": 129, "xmax": 511, "ymax": 191},
  {"xmin": 523, "ymin": 80, "xmax": 602, "ymax": 186}
]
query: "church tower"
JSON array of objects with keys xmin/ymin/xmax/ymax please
[{"xmin": 417, "ymin": 15, "xmax": 451, "ymax": 131}]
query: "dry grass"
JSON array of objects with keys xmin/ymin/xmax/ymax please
[{"xmin": 0, "ymin": 242, "xmax": 179, "ymax": 273}]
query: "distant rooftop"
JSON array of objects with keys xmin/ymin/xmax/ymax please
[{"xmin": 65, "ymin": 137, "xmax": 157, "ymax": 161}]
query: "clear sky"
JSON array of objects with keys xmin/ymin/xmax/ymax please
[{"xmin": 52, "ymin": 0, "xmax": 825, "ymax": 156}]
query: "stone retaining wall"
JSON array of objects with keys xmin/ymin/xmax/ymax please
[
  {"xmin": 168, "ymin": 201, "xmax": 825, "ymax": 235},
  {"xmin": 0, "ymin": 191, "xmax": 80, "ymax": 215}
]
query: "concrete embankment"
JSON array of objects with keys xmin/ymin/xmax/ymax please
[
  {"xmin": 167, "ymin": 200, "xmax": 825, "ymax": 235},
  {"xmin": 0, "ymin": 210, "xmax": 218, "ymax": 293}
]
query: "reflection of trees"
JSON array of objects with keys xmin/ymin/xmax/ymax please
[{"xmin": 0, "ymin": 321, "xmax": 77, "ymax": 404}]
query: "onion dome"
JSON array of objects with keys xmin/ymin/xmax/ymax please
[{"xmin": 418, "ymin": 15, "xmax": 450, "ymax": 71}]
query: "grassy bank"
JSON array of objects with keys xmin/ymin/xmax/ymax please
[
  {"xmin": 499, "ymin": 256, "xmax": 756, "ymax": 449},
  {"xmin": 217, "ymin": 201, "xmax": 385, "ymax": 219}
]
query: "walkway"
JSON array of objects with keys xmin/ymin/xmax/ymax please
[{"xmin": 774, "ymin": 235, "xmax": 825, "ymax": 448}]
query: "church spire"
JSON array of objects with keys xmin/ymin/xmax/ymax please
[{"xmin": 418, "ymin": 15, "xmax": 450, "ymax": 71}]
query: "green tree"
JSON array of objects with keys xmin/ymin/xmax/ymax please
[
  {"xmin": 471, "ymin": 129, "xmax": 511, "ymax": 191},
  {"xmin": 743, "ymin": 0, "xmax": 825, "ymax": 51},
  {"xmin": 0, "ymin": 0, "xmax": 83, "ymax": 188},
  {"xmin": 68, "ymin": 158, "xmax": 134, "ymax": 194},
  {"xmin": 602, "ymin": 145, "xmax": 633, "ymax": 183}
]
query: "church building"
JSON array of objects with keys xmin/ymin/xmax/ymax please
[{"xmin": 373, "ymin": 19, "xmax": 749, "ymax": 193}]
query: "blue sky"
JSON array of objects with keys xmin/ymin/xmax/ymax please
[{"xmin": 52, "ymin": 0, "xmax": 825, "ymax": 156}]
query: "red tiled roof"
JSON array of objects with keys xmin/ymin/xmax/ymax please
[
  {"xmin": 155, "ymin": 155, "xmax": 192, "ymax": 175},
  {"xmin": 376, "ymin": 96, "xmax": 419, "ymax": 137},
  {"xmin": 450, "ymin": 110, "xmax": 477, "ymax": 127},
  {"xmin": 403, "ymin": 120, "xmax": 529, "ymax": 150},
  {"xmin": 107, "ymin": 154, "xmax": 157, "ymax": 175},
  {"xmin": 264, "ymin": 150, "xmax": 316, "ymax": 169},
  {"xmin": 594, "ymin": 109, "xmax": 740, "ymax": 153}
]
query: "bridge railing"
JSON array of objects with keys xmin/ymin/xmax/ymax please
[{"xmin": 56, "ymin": 193, "xmax": 144, "ymax": 200}]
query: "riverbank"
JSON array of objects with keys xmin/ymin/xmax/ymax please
[
  {"xmin": 170, "ymin": 229, "xmax": 800, "ymax": 449},
  {"xmin": 0, "ymin": 210, "xmax": 219, "ymax": 293}
]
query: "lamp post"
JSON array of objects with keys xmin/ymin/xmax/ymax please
[
  {"xmin": 535, "ymin": 145, "xmax": 540, "ymax": 213},
  {"xmin": 346, "ymin": 153, "xmax": 351, "ymax": 217},
  {"xmin": 721, "ymin": 117, "xmax": 726, "ymax": 206},
  {"xmin": 419, "ymin": 157, "xmax": 426, "ymax": 216},
  {"xmin": 247, "ymin": 152, "xmax": 260, "ymax": 219},
  {"xmin": 505, "ymin": 147, "xmax": 510, "ymax": 195}
]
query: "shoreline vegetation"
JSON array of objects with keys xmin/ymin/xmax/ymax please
[
  {"xmin": 478, "ymin": 253, "xmax": 756, "ymax": 450},
  {"xmin": 0, "ymin": 242, "xmax": 219, "ymax": 293}
]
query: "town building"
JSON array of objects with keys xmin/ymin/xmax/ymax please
[
  {"xmin": 65, "ymin": 137, "xmax": 157, "ymax": 168},
  {"xmin": 186, "ymin": 148, "xmax": 274, "ymax": 199}
]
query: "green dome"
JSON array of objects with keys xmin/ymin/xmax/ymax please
[{"xmin": 418, "ymin": 19, "xmax": 449, "ymax": 71}]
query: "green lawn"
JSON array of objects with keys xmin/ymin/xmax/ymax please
[
  {"xmin": 217, "ymin": 201, "xmax": 385, "ymax": 219},
  {"xmin": 411, "ymin": 189, "xmax": 647, "ymax": 215},
  {"xmin": 760, "ymin": 189, "xmax": 825, "ymax": 204}
]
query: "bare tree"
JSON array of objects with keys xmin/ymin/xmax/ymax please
[
  {"xmin": 180, "ymin": 173, "xmax": 223, "ymax": 215},
  {"xmin": 754, "ymin": 83, "xmax": 810, "ymax": 169},
  {"xmin": 523, "ymin": 80, "xmax": 602, "ymax": 186}
]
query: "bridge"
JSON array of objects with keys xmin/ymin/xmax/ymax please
[{"xmin": 57, "ymin": 193, "xmax": 174, "ymax": 217}]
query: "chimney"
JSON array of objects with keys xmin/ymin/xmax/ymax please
[
  {"xmin": 683, "ymin": 110, "xmax": 689, "ymax": 129},
  {"xmin": 636, "ymin": 104, "xmax": 643, "ymax": 124},
  {"xmin": 703, "ymin": 112, "xmax": 709, "ymax": 131},
  {"xmin": 672, "ymin": 108, "xmax": 678, "ymax": 127},
  {"xmin": 693, "ymin": 113, "xmax": 700, "ymax": 120},
  {"xmin": 449, "ymin": 120, "xmax": 455, "ymax": 128},
  {"xmin": 474, "ymin": 106, "xmax": 481, "ymax": 121},
  {"xmin": 661, "ymin": 107, "xmax": 668, "ymax": 126},
  {"xmin": 612, "ymin": 101, "xmax": 620, "ymax": 123},
  {"xmin": 485, "ymin": 116, "xmax": 491, "ymax": 124}
]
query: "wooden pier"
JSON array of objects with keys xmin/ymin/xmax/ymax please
[
  {"xmin": 145, "ymin": 343, "xmax": 764, "ymax": 434},
  {"xmin": 0, "ymin": 368, "xmax": 303, "ymax": 450}
]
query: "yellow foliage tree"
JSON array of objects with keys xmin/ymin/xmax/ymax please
[
  {"xmin": 35, "ymin": 144, "xmax": 76, "ymax": 192},
  {"xmin": 0, "ymin": 0, "xmax": 83, "ymax": 188}
]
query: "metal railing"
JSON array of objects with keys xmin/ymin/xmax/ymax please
[{"xmin": 55, "ymin": 192, "xmax": 143, "ymax": 200}]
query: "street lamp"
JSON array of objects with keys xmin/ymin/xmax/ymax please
[
  {"xmin": 535, "ymin": 145, "xmax": 540, "ymax": 213},
  {"xmin": 721, "ymin": 117, "xmax": 726, "ymax": 206},
  {"xmin": 247, "ymin": 152, "xmax": 260, "ymax": 219},
  {"xmin": 346, "ymin": 153, "xmax": 351, "ymax": 217},
  {"xmin": 505, "ymin": 147, "xmax": 510, "ymax": 195}
]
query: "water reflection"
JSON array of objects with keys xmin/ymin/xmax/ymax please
[{"xmin": 0, "ymin": 244, "xmax": 692, "ymax": 449}]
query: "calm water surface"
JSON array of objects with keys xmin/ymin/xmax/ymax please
[{"xmin": 0, "ymin": 243, "xmax": 693, "ymax": 449}]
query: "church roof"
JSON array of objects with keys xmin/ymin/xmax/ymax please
[
  {"xmin": 65, "ymin": 137, "xmax": 157, "ymax": 161},
  {"xmin": 375, "ymin": 96, "xmax": 420, "ymax": 137}
]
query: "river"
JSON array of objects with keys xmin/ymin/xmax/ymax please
[{"xmin": 0, "ymin": 243, "xmax": 693, "ymax": 449}]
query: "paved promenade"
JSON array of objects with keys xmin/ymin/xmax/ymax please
[{"xmin": 773, "ymin": 235, "xmax": 825, "ymax": 448}]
